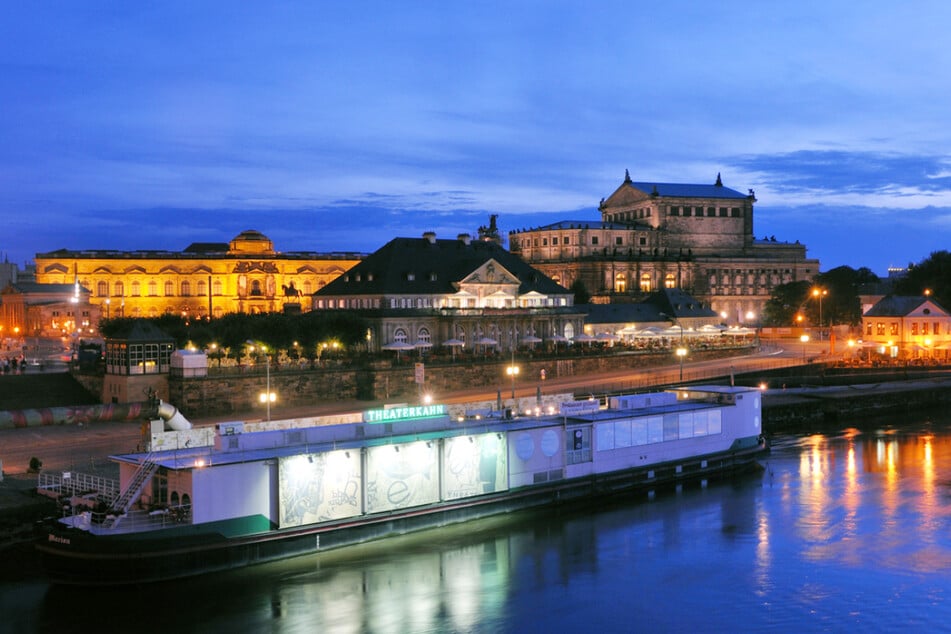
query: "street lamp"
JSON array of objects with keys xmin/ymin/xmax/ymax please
[
  {"xmin": 800, "ymin": 334, "xmax": 810, "ymax": 362},
  {"xmin": 506, "ymin": 364, "xmax": 520, "ymax": 400},
  {"xmin": 812, "ymin": 288, "xmax": 827, "ymax": 338},
  {"xmin": 248, "ymin": 341, "xmax": 275, "ymax": 421},
  {"xmin": 676, "ymin": 346, "xmax": 687, "ymax": 381}
]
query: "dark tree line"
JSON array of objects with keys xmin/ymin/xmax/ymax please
[{"xmin": 99, "ymin": 311, "xmax": 370, "ymax": 362}]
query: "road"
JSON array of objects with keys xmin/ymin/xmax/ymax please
[{"xmin": 0, "ymin": 342, "xmax": 822, "ymax": 476}]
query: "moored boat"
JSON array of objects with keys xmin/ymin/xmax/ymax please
[{"xmin": 36, "ymin": 385, "xmax": 767, "ymax": 585}]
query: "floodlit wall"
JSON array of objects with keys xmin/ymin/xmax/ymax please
[
  {"xmin": 507, "ymin": 425, "xmax": 565, "ymax": 489},
  {"xmin": 279, "ymin": 450, "xmax": 362, "ymax": 528},
  {"xmin": 192, "ymin": 462, "xmax": 274, "ymax": 524}
]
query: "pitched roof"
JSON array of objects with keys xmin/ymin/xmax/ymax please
[
  {"xmin": 627, "ymin": 181, "xmax": 749, "ymax": 200},
  {"xmin": 519, "ymin": 220, "xmax": 634, "ymax": 231},
  {"xmin": 317, "ymin": 236, "xmax": 569, "ymax": 296},
  {"xmin": 584, "ymin": 303, "xmax": 667, "ymax": 324},
  {"xmin": 643, "ymin": 288, "xmax": 718, "ymax": 319},
  {"xmin": 864, "ymin": 295, "xmax": 949, "ymax": 317}
]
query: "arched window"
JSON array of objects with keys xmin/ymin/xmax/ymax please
[
  {"xmin": 213, "ymin": 279, "xmax": 223, "ymax": 296},
  {"xmin": 640, "ymin": 273, "xmax": 651, "ymax": 292},
  {"xmin": 615, "ymin": 273, "xmax": 627, "ymax": 293},
  {"xmin": 114, "ymin": 281, "xmax": 124, "ymax": 296},
  {"xmin": 181, "ymin": 281, "xmax": 191, "ymax": 296},
  {"xmin": 148, "ymin": 280, "xmax": 158, "ymax": 296},
  {"xmin": 197, "ymin": 280, "xmax": 206, "ymax": 296},
  {"xmin": 170, "ymin": 492, "xmax": 180, "ymax": 506},
  {"xmin": 131, "ymin": 281, "xmax": 140, "ymax": 296},
  {"xmin": 97, "ymin": 281, "xmax": 108, "ymax": 297},
  {"xmin": 165, "ymin": 280, "xmax": 174, "ymax": 296},
  {"xmin": 250, "ymin": 280, "xmax": 262, "ymax": 296},
  {"xmin": 393, "ymin": 328, "xmax": 408, "ymax": 343},
  {"xmin": 417, "ymin": 327, "xmax": 431, "ymax": 345},
  {"xmin": 564, "ymin": 323, "xmax": 575, "ymax": 340},
  {"xmin": 664, "ymin": 273, "xmax": 677, "ymax": 289}
]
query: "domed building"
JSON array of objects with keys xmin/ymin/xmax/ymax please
[{"xmin": 33, "ymin": 230, "xmax": 363, "ymax": 320}]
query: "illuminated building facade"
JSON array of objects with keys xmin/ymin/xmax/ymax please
[
  {"xmin": 0, "ymin": 282, "xmax": 99, "ymax": 338},
  {"xmin": 314, "ymin": 232, "xmax": 585, "ymax": 351},
  {"xmin": 509, "ymin": 171, "xmax": 820, "ymax": 324},
  {"xmin": 33, "ymin": 230, "xmax": 362, "ymax": 319},
  {"xmin": 861, "ymin": 295, "xmax": 951, "ymax": 361}
]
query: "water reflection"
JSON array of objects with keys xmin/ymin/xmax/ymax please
[{"xmin": 9, "ymin": 413, "xmax": 951, "ymax": 632}]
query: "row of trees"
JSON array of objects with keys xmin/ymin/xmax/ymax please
[
  {"xmin": 761, "ymin": 250, "xmax": 951, "ymax": 328},
  {"xmin": 99, "ymin": 311, "xmax": 370, "ymax": 362}
]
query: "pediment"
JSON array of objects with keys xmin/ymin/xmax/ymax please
[
  {"xmin": 458, "ymin": 259, "xmax": 518, "ymax": 286},
  {"xmin": 603, "ymin": 182, "xmax": 652, "ymax": 208}
]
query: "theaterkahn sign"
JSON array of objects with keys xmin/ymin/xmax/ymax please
[{"xmin": 363, "ymin": 404, "xmax": 447, "ymax": 424}]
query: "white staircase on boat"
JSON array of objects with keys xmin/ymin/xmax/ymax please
[{"xmin": 104, "ymin": 456, "xmax": 159, "ymax": 528}]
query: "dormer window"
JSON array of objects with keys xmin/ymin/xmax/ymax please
[
  {"xmin": 429, "ymin": 272, "xmax": 437, "ymax": 281},
  {"xmin": 406, "ymin": 272, "xmax": 415, "ymax": 281},
  {"xmin": 355, "ymin": 273, "xmax": 361, "ymax": 282},
  {"xmin": 367, "ymin": 273, "xmax": 374, "ymax": 281}
]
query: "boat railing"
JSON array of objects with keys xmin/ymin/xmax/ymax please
[
  {"xmin": 37, "ymin": 470, "xmax": 121, "ymax": 505},
  {"xmin": 64, "ymin": 504, "xmax": 193, "ymax": 535}
]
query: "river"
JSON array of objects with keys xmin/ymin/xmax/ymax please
[{"xmin": 5, "ymin": 409, "xmax": 951, "ymax": 633}]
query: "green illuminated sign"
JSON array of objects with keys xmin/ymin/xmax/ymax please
[{"xmin": 363, "ymin": 404, "xmax": 447, "ymax": 423}]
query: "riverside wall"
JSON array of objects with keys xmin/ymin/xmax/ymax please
[
  {"xmin": 761, "ymin": 378, "xmax": 951, "ymax": 431},
  {"xmin": 165, "ymin": 348, "xmax": 749, "ymax": 417}
]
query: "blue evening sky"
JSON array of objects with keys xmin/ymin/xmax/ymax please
[{"xmin": 3, "ymin": 2, "xmax": 951, "ymax": 277}]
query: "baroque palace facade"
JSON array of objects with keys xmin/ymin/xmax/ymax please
[
  {"xmin": 33, "ymin": 230, "xmax": 362, "ymax": 319},
  {"xmin": 509, "ymin": 171, "xmax": 820, "ymax": 324}
]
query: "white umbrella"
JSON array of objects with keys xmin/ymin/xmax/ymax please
[
  {"xmin": 549, "ymin": 334, "xmax": 568, "ymax": 343},
  {"xmin": 595, "ymin": 332, "xmax": 618, "ymax": 342},
  {"xmin": 443, "ymin": 338, "xmax": 465, "ymax": 360},
  {"xmin": 382, "ymin": 341, "xmax": 415, "ymax": 350},
  {"xmin": 521, "ymin": 335, "xmax": 543, "ymax": 345},
  {"xmin": 475, "ymin": 337, "xmax": 498, "ymax": 346},
  {"xmin": 382, "ymin": 341, "xmax": 415, "ymax": 360},
  {"xmin": 573, "ymin": 333, "xmax": 596, "ymax": 344}
]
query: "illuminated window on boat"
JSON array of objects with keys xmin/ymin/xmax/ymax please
[{"xmin": 567, "ymin": 426, "xmax": 592, "ymax": 464}]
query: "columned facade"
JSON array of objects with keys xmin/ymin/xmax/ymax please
[
  {"xmin": 510, "ymin": 172, "xmax": 819, "ymax": 324},
  {"xmin": 33, "ymin": 230, "xmax": 362, "ymax": 319}
]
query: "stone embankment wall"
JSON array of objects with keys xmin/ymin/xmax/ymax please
[
  {"xmin": 762, "ymin": 379, "xmax": 951, "ymax": 431},
  {"xmin": 166, "ymin": 348, "xmax": 749, "ymax": 417}
]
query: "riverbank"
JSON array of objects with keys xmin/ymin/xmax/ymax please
[{"xmin": 762, "ymin": 377, "xmax": 951, "ymax": 430}]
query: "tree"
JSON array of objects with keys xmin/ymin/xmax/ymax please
[
  {"xmin": 569, "ymin": 279, "xmax": 591, "ymax": 305},
  {"xmin": 894, "ymin": 250, "xmax": 951, "ymax": 308},
  {"xmin": 761, "ymin": 281, "xmax": 810, "ymax": 326}
]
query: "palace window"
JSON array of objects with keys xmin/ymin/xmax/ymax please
[
  {"xmin": 640, "ymin": 273, "xmax": 651, "ymax": 292},
  {"xmin": 197, "ymin": 280, "xmax": 206, "ymax": 296},
  {"xmin": 165, "ymin": 281, "xmax": 174, "ymax": 296},
  {"xmin": 181, "ymin": 281, "xmax": 191, "ymax": 296},
  {"xmin": 148, "ymin": 280, "xmax": 157, "ymax": 296},
  {"xmin": 615, "ymin": 237, "xmax": 623, "ymax": 245},
  {"xmin": 615, "ymin": 273, "xmax": 627, "ymax": 293},
  {"xmin": 213, "ymin": 279, "xmax": 223, "ymax": 295},
  {"xmin": 665, "ymin": 274, "xmax": 676, "ymax": 289},
  {"xmin": 97, "ymin": 281, "xmax": 108, "ymax": 297},
  {"xmin": 592, "ymin": 236, "xmax": 599, "ymax": 246},
  {"xmin": 393, "ymin": 328, "xmax": 408, "ymax": 343},
  {"xmin": 889, "ymin": 323, "xmax": 899, "ymax": 336},
  {"xmin": 114, "ymin": 281, "xmax": 124, "ymax": 296},
  {"xmin": 131, "ymin": 281, "xmax": 140, "ymax": 297}
]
